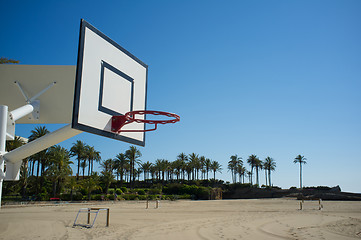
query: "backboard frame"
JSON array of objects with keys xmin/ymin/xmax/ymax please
[{"xmin": 72, "ymin": 19, "xmax": 148, "ymax": 146}]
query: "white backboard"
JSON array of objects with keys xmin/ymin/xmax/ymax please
[{"xmin": 72, "ymin": 20, "xmax": 148, "ymax": 146}]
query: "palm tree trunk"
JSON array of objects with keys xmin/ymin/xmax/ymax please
[
  {"xmin": 250, "ymin": 168, "xmax": 253, "ymax": 185},
  {"xmin": 29, "ymin": 161, "xmax": 33, "ymax": 176},
  {"xmin": 265, "ymin": 169, "xmax": 268, "ymax": 187},
  {"xmin": 36, "ymin": 160, "xmax": 40, "ymax": 177},
  {"xmin": 299, "ymin": 163, "xmax": 302, "ymax": 189},
  {"xmin": 268, "ymin": 169, "xmax": 271, "ymax": 187},
  {"xmin": 31, "ymin": 161, "xmax": 35, "ymax": 176},
  {"xmin": 88, "ymin": 160, "xmax": 91, "ymax": 176},
  {"xmin": 91, "ymin": 160, "xmax": 93, "ymax": 174},
  {"xmin": 52, "ymin": 179, "xmax": 57, "ymax": 197},
  {"xmin": 77, "ymin": 158, "xmax": 80, "ymax": 180},
  {"xmin": 256, "ymin": 168, "xmax": 259, "ymax": 186},
  {"xmin": 57, "ymin": 178, "xmax": 61, "ymax": 195},
  {"xmin": 120, "ymin": 171, "xmax": 124, "ymax": 187}
]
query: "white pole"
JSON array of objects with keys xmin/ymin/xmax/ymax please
[
  {"xmin": 10, "ymin": 104, "xmax": 34, "ymax": 122},
  {"xmin": 0, "ymin": 105, "xmax": 8, "ymax": 208},
  {"xmin": 4, "ymin": 124, "xmax": 82, "ymax": 164}
]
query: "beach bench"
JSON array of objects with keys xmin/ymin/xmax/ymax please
[
  {"xmin": 73, "ymin": 208, "xmax": 110, "ymax": 228},
  {"xmin": 145, "ymin": 200, "xmax": 160, "ymax": 209},
  {"xmin": 299, "ymin": 198, "xmax": 323, "ymax": 210}
]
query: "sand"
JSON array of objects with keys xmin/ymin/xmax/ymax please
[{"xmin": 0, "ymin": 198, "xmax": 360, "ymax": 239}]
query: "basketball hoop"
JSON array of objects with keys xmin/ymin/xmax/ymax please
[{"xmin": 111, "ymin": 110, "xmax": 180, "ymax": 133}]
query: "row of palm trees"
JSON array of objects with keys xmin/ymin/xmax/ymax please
[
  {"xmin": 227, "ymin": 154, "xmax": 276, "ymax": 187},
  {"xmin": 69, "ymin": 140, "xmax": 101, "ymax": 180},
  {"xmin": 13, "ymin": 127, "xmax": 224, "ymax": 188},
  {"xmin": 108, "ymin": 152, "xmax": 223, "ymax": 186},
  {"xmin": 8, "ymin": 126, "xmax": 308, "ymax": 196}
]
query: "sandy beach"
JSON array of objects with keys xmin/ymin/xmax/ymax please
[{"xmin": 0, "ymin": 199, "xmax": 360, "ymax": 240}]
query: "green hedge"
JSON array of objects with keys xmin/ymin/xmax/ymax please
[{"xmin": 163, "ymin": 184, "xmax": 210, "ymax": 199}]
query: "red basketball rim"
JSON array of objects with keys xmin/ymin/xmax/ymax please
[{"xmin": 125, "ymin": 110, "xmax": 180, "ymax": 125}]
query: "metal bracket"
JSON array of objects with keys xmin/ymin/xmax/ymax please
[
  {"xmin": 4, "ymin": 161, "xmax": 21, "ymax": 181},
  {"xmin": 28, "ymin": 100, "xmax": 40, "ymax": 120},
  {"xmin": 0, "ymin": 153, "xmax": 6, "ymax": 180},
  {"xmin": 13, "ymin": 81, "xmax": 56, "ymax": 122},
  {"xmin": 111, "ymin": 115, "xmax": 128, "ymax": 132},
  {"xmin": 6, "ymin": 112, "xmax": 15, "ymax": 140}
]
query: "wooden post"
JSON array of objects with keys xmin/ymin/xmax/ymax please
[
  {"xmin": 106, "ymin": 208, "xmax": 109, "ymax": 227},
  {"xmin": 300, "ymin": 201, "xmax": 302, "ymax": 210},
  {"xmin": 146, "ymin": 200, "xmax": 149, "ymax": 209},
  {"xmin": 87, "ymin": 208, "xmax": 90, "ymax": 224}
]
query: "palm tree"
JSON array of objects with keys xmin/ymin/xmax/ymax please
[
  {"xmin": 210, "ymin": 160, "xmax": 222, "ymax": 180},
  {"xmin": 264, "ymin": 157, "xmax": 276, "ymax": 187},
  {"xmin": 6, "ymin": 136, "xmax": 25, "ymax": 151},
  {"xmin": 264, "ymin": 161, "xmax": 268, "ymax": 186},
  {"xmin": 100, "ymin": 159, "xmax": 115, "ymax": 194},
  {"xmin": 28, "ymin": 126, "xmax": 50, "ymax": 194},
  {"xmin": 150, "ymin": 164, "xmax": 159, "ymax": 181},
  {"xmin": 84, "ymin": 145, "xmax": 101, "ymax": 176},
  {"xmin": 177, "ymin": 153, "xmax": 188, "ymax": 180},
  {"xmin": 155, "ymin": 159, "xmax": 168, "ymax": 183},
  {"xmin": 140, "ymin": 161, "xmax": 153, "ymax": 181},
  {"xmin": 28, "ymin": 126, "xmax": 50, "ymax": 176},
  {"xmin": 124, "ymin": 162, "xmax": 131, "ymax": 183},
  {"xmin": 113, "ymin": 153, "xmax": 128, "ymax": 187},
  {"xmin": 70, "ymin": 140, "xmax": 86, "ymax": 180},
  {"xmin": 125, "ymin": 146, "xmax": 142, "ymax": 188},
  {"xmin": 237, "ymin": 165, "xmax": 247, "ymax": 183},
  {"xmin": 228, "ymin": 155, "xmax": 242, "ymax": 183},
  {"xmin": 46, "ymin": 145, "xmax": 73, "ymax": 197},
  {"xmin": 101, "ymin": 158, "xmax": 113, "ymax": 173},
  {"xmin": 185, "ymin": 162, "xmax": 192, "ymax": 181},
  {"xmin": 205, "ymin": 158, "xmax": 212, "ymax": 180},
  {"xmin": 199, "ymin": 156, "xmax": 206, "ymax": 179},
  {"xmin": 6, "ymin": 136, "xmax": 27, "ymax": 197},
  {"xmin": 165, "ymin": 160, "xmax": 172, "ymax": 181},
  {"xmin": 19, "ymin": 161, "xmax": 29, "ymax": 198},
  {"xmin": 80, "ymin": 161, "xmax": 87, "ymax": 178},
  {"xmin": 247, "ymin": 154, "xmax": 258, "ymax": 185},
  {"xmin": 246, "ymin": 170, "xmax": 252, "ymax": 183},
  {"xmin": 82, "ymin": 172, "xmax": 101, "ymax": 200},
  {"xmin": 172, "ymin": 159, "xmax": 182, "ymax": 181},
  {"xmin": 254, "ymin": 158, "xmax": 263, "ymax": 186},
  {"xmin": 188, "ymin": 153, "xmax": 199, "ymax": 180},
  {"xmin": 66, "ymin": 176, "xmax": 79, "ymax": 201},
  {"xmin": 294, "ymin": 155, "xmax": 307, "ymax": 189}
]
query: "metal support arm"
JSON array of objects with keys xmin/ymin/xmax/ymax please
[{"xmin": 3, "ymin": 124, "xmax": 82, "ymax": 164}]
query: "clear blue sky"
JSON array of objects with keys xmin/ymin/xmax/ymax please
[{"xmin": 1, "ymin": 0, "xmax": 361, "ymax": 193}]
